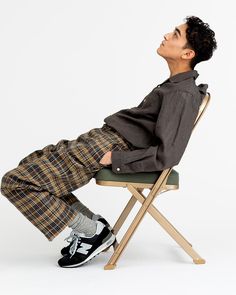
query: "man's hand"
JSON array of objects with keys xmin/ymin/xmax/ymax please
[{"xmin": 99, "ymin": 151, "xmax": 112, "ymax": 165}]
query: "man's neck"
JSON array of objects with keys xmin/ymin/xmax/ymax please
[{"xmin": 167, "ymin": 62, "xmax": 192, "ymax": 77}]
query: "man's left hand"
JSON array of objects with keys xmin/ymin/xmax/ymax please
[{"xmin": 99, "ymin": 151, "xmax": 112, "ymax": 165}]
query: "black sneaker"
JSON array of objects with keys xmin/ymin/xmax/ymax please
[
  {"xmin": 58, "ymin": 221, "xmax": 116, "ymax": 268},
  {"xmin": 60, "ymin": 216, "xmax": 113, "ymax": 256}
]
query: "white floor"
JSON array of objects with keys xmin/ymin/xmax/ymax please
[{"xmin": 0, "ymin": 181, "xmax": 235, "ymax": 295}]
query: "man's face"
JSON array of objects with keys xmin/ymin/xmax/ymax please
[{"xmin": 156, "ymin": 23, "xmax": 192, "ymax": 62}]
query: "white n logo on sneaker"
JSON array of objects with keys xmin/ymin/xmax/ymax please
[{"xmin": 77, "ymin": 243, "xmax": 92, "ymax": 255}]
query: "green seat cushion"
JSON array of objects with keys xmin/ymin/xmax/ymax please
[{"xmin": 94, "ymin": 167, "xmax": 179, "ymax": 186}]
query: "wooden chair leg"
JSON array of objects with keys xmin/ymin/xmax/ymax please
[
  {"xmin": 104, "ymin": 189, "xmax": 160, "ymax": 269},
  {"xmin": 104, "ymin": 169, "xmax": 205, "ymax": 268},
  {"xmin": 105, "ymin": 185, "xmax": 205, "ymax": 268},
  {"xmin": 128, "ymin": 185, "xmax": 205, "ymax": 264},
  {"xmin": 104, "ymin": 170, "xmax": 171, "ymax": 270},
  {"xmin": 102, "ymin": 190, "xmax": 143, "ymax": 253},
  {"xmin": 112, "ymin": 194, "xmax": 138, "ymax": 235},
  {"xmin": 112, "ymin": 189, "xmax": 144, "ymax": 234}
]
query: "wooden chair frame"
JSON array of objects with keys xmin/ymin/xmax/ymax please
[{"xmin": 96, "ymin": 92, "xmax": 211, "ymax": 270}]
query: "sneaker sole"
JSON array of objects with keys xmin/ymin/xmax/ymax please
[{"xmin": 60, "ymin": 233, "xmax": 116, "ymax": 268}]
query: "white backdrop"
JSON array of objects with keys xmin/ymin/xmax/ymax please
[{"xmin": 0, "ymin": 0, "xmax": 235, "ymax": 294}]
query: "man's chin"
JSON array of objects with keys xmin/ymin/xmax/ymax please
[{"xmin": 156, "ymin": 47, "xmax": 162, "ymax": 56}]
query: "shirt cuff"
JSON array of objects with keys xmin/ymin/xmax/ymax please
[{"xmin": 111, "ymin": 151, "xmax": 124, "ymax": 173}]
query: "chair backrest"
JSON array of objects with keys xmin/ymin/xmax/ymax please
[
  {"xmin": 154, "ymin": 92, "xmax": 211, "ymax": 194},
  {"xmin": 192, "ymin": 92, "xmax": 211, "ymax": 132}
]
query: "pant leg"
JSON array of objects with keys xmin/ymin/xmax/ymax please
[
  {"xmin": 0, "ymin": 124, "xmax": 134, "ymax": 241},
  {"xmin": 18, "ymin": 139, "xmax": 79, "ymax": 207}
]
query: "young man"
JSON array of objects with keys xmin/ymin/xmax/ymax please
[{"xmin": 0, "ymin": 16, "xmax": 217, "ymax": 268}]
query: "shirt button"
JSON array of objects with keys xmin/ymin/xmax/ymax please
[
  {"xmin": 157, "ymin": 85, "xmax": 161, "ymax": 88},
  {"xmin": 143, "ymin": 99, "xmax": 146, "ymax": 102},
  {"xmin": 116, "ymin": 167, "xmax": 120, "ymax": 171}
]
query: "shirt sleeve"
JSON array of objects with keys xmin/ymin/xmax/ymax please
[{"xmin": 111, "ymin": 90, "xmax": 199, "ymax": 174}]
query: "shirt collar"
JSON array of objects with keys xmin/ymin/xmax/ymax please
[{"xmin": 161, "ymin": 70, "xmax": 199, "ymax": 85}]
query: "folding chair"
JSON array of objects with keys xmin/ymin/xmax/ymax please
[{"xmin": 94, "ymin": 92, "xmax": 211, "ymax": 270}]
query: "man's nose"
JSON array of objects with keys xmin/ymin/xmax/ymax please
[{"xmin": 164, "ymin": 33, "xmax": 170, "ymax": 40}]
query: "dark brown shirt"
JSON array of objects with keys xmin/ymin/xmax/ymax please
[{"xmin": 104, "ymin": 70, "xmax": 208, "ymax": 174}]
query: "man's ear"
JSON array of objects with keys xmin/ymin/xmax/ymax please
[{"xmin": 182, "ymin": 49, "xmax": 195, "ymax": 61}]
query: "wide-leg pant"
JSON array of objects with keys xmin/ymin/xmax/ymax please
[{"xmin": 0, "ymin": 124, "xmax": 134, "ymax": 241}]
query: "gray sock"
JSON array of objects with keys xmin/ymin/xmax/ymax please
[
  {"xmin": 92, "ymin": 214, "xmax": 102, "ymax": 221},
  {"xmin": 71, "ymin": 200, "xmax": 95, "ymax": 219},
  {"xmin": 68, "ymin": 212, "xmax": 97, "ymax": 237}
]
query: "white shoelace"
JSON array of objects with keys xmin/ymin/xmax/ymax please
[{"xmin": 64, "ymin": 230, "xmax": 82, "ymax": 258}]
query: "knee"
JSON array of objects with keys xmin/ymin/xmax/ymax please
[{"xmin": 0, "ymin": 170, "xmax": 17, "ymax": 196}]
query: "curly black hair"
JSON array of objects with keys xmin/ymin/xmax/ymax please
[{"xmin": 184, "ymin": 16, "xmax": 217, "ymax": 69}]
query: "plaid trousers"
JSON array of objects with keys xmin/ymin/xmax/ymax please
[{"xmin": 0, "ymin": 124, "xmax": 134, "ymax": 241}]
